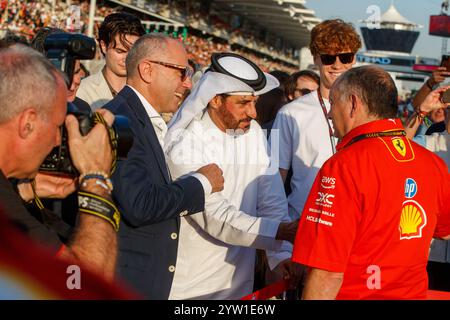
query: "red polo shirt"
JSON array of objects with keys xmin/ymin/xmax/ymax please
[{"xmin": 292, "ymin": 118, "xmax": 450, "ymax": 300}]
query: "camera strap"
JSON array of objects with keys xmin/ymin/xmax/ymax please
[
  {"xmin": 78, "ymin": 191, "xmax": 120, "ymax": 231},
  {"xmin": 30, "ymin": 180, "xmax": 74, "ymax": 240},
  {"xmin": 93, "ymin": 112, "xmax": 118, "ymax": 174}
]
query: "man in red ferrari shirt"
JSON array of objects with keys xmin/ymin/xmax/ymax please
[{"xmin": 292, "ymin": 65, "xmax": 450, "ymax": 300}]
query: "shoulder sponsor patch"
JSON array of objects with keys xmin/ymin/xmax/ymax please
[
  {"xmin": 315, "ymin": 192, "xmax": 335, "ymax": 207},
  {"xmin": 320, "ymin": 176, "xmax": 336, "ymax": 189},
  {"xmin": 379, "ymin": 136, "xmax": 415, "ymax": 162}
]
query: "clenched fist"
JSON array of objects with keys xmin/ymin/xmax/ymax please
[{"xmin": 197, "ymin": 163, "xmax": 224, "ymax": 193}]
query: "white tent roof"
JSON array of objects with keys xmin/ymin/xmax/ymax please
[{"xmin": 381, "ymin": 4, "xmax": 418, "ymax": 26}]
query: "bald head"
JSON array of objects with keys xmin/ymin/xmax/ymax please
[
  {"xmin": 333, "ymin": 65, "xmax": 398, "ymax": 119},
  {"xmin": 126, "ymin": 33, "xmax": 180, "ymax": 78},
  {"xmin": 0, "ymin": 45, "xmax": 64, "ymax": 123}
]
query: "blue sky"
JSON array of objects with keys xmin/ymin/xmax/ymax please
[{"xmin": 305, "ymin": 0, "xmax": 447, "ymax": 60}]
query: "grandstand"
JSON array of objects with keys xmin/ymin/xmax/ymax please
[{"xmin": 0, "ymin": 0, "xmax": 321, "ymax": 72}]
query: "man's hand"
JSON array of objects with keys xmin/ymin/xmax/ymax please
[
  {"xmin": 197, "ymin": 163, "xmax": 224, "ymax": 193},
  {"xmin": 17, "ymin": 173, "xmax": 77, "ymax": 202},
  {"xmin": 428, "ymin": 67, "xmax": 450, "ymax": 87},
  {"xmin": 65, "ymin": 109, "xmax": 115, "ymax": 175},
  {"xmin": 273, "ymin": 259, "xmax": 305, "ymax": 290},
  {"xmin": 419, "ymin": 85, "xmax": 450, "ymax": 114},
  {"xmin": 275, "ymin": 220, "xmax": 299, "ymax": 244}
]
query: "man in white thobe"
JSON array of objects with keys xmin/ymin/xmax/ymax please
[{"xmin": 165, "ymin": 53, "xmax": 300, "ymax": 300}]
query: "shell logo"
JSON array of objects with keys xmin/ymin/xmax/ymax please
[{"xmin": 399, "ymin": 200, "xmax": 427, "ymax": 240}]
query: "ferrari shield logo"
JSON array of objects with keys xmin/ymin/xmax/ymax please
[{"xmin": 392, "ymin": 138, "xmax": 406, "ymax": 157}]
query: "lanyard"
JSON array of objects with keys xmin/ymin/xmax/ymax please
[
  {"xmin": 317, "ymin": 90, "xmax": 336, "ymax": 154},
  {"xmin": 344, "ymin": 130, "xmax": 406, "ymax": 149}
]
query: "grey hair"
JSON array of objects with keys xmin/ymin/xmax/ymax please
[
  {"xmin": 0, "ymin": 45, "xmax": 59, "ymax": 123},
  {"xmin": 125, "ymin": 33, "xmax": 173, "ymax": 78},
  {"xmin": 333, "ymin": 65, "xmax": 398, "ymax": 119}
]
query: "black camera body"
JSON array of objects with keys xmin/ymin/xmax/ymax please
[
  {"xmin": 39, "ymin": 32, "xmax": 133, "ymax": 176},
  {"xmin": 39, "ymin": 103, "xmax": 133, "ymax": 176},
  {"xmin": 44, "ymin": 33, "xmax": 96, "ymax": 87}
]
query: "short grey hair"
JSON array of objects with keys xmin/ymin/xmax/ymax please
[
  {"xmin": 125, "ymin": 33, "xmax": 172, "ymax": 78},
  {"xmin": 0, "ymin": 45, "xmax": 59, "ymax": 123},
  {"xmin": 333, "ymin": 65, "xmax": 398, "ymax": 119}
]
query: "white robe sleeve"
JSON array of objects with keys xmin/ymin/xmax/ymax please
[
  {"xmin": 255, "ymin": 165, "xmax": 293, "ymax": 270},
  {"xmin": 167, "ymin": 123, "xmax": 286, "ymax": 251},
  {"xmin": 186, "ymin": 192, "xmax": 284, "ymax": 251}
]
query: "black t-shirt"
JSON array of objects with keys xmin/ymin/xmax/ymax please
[
  {"xmin": 0, "ymin": 170, "xmax": 62, "ymax": 253},
  {"xmin": 426, "ymin": 121, "xmax": 446, "ymax": 135}
]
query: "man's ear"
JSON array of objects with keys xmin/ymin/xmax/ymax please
[
  {"xmin": 17, "ymin": 108, "xmax": 38, "ymax": 139},
  {"xmin": 209, "ymin": 95, "xmax": 223, "ymax": 110},
  {"xmin": 99, "ymin": 40, "xmax": 107, "ymax": 56},
  {"xmin": 138, "ymin": 60, "xmax": 152, "ymax": 84},
  {"xmin": 350, "ymin": 94, "xmax": 368, "ymax": 119}
]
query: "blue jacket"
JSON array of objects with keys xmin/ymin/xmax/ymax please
[{"xmin": 105, "ymin": 86, "xmax": 205, "ymax": 299}]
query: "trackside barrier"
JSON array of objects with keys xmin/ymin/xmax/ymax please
[
  {"xmin": 241, "ymin": 279, "xmax": 290, "ymax": 300},
  {"xmin": 241, "ymin": 280, "xmax": 450, "ymax": 300}
]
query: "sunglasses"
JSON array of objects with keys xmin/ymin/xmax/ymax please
[
  {"xmin": 294, "ymin": 88, "xmax": 312, "ymax": 96},
  {"xmin": 319, "ymin": 53, "xmax": 355, "ymax": 65},
  {"xmin": 147, "ymin": 60, "xmax": 194, "ymax": 81}
]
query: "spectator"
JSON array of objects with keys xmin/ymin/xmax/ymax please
[
  {"xmin": 284, "ymin": 70, "xmax": 320, "ymax": 102},
  {"xmin": 77, "ymin": 12, "xmax": 145, "ymax": 110},
  {"xmin": 271, "ymin": 19, "xmax": 361, "ymax": 220},
  {"xmin": 405, "ymin": 86, "xmax": 450, "ymax": 292},
  {"xmin": 412, "ymin": 66, "xmax": 450, "ymax": 112}
]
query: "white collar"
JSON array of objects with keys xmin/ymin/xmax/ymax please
[{"xmin": 127, "ymin": 85, "xmax": 161, "ymax": 119}]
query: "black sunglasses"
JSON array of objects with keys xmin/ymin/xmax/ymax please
[
  {"xmin": 294, "ymin": 88, "xmax": 312, "ymax": 96},
  {"xmin": 147, "ymin": 60, "xmax": 194, "ymax": 81},
  {"xmin": 320, "ymin": 53, "xmax": 355, "ymax": 65}
]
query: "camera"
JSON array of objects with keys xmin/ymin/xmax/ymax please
[
  {"xmin": 44, "ymin": 33, "xmax": 96, "ymax": 87},
  {"xmin": 39, "ymin": 103, "xmax": 133, "ymax": 176},
  {"xmin": 39, "ymin": 32, "xmax": 133, "ymax": 176}
]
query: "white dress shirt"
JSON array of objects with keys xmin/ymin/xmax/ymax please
[
  {"xmin": 128, "ymin": 85, "xmax": 212, "ymax": 195},
  {"xmin": 166, "ymin": 111, "xmax": 292, "ymax": 300}
]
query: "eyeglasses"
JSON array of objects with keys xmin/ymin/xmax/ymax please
[
  {"xmin": 319, "ymin": 53, "xmax": 355, "ymax": 65},
  {"xmin": 147, "ymin": 60, "xmax": 194, "ymax": 81},
  {"xmin": 294, "ymin": 88, "xmax": 312, "ymax": 96}
]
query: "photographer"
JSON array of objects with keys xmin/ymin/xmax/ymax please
[{"xmin": 0, "ymin": 45, "xmax": 118, "ymax": 281}]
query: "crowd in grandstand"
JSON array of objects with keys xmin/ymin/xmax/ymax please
[{"xmin": 0, "ymin": 0, "xmax": 297, "ymax": 73}]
